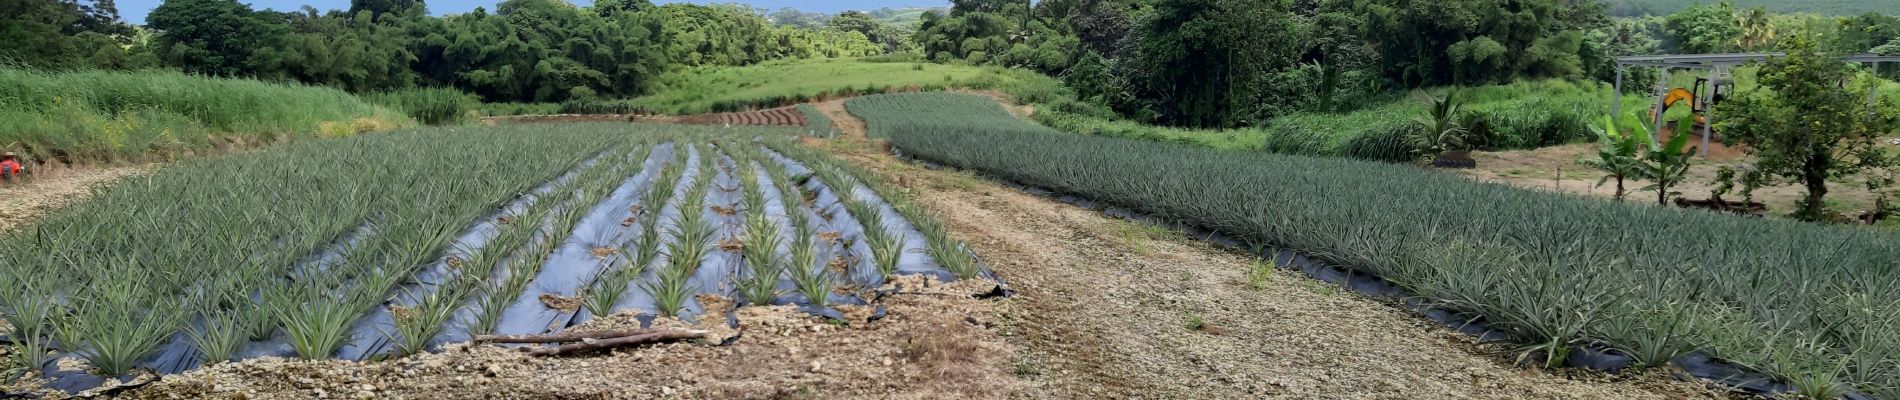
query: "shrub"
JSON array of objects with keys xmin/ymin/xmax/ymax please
[{"xmin": 367, "ymin": 87, "xmax": 478, "ymax": 126}]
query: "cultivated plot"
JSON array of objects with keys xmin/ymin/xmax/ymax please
[{"xmin": 0, "ymin": 123, "xmax": 994, "ymax": 393}]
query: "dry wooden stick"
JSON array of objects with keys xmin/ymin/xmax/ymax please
[
  {"xmin": 524, "ymin": 329, "xmax": 709, "ymax": 356},
  {"xmin": 474, "ymin": 328, "xmax": 656, "ymax": 344}
]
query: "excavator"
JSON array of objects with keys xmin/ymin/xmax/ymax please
[{"xmin": 1649, "ymin": 76, "xmax": 1733, "ymax": 135}]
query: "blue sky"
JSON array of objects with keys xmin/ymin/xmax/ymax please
[{"xmin": 115, "ymin": 0, "xmax": 949, "ymax": 25}]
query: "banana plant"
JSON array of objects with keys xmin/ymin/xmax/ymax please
[
  {"xmin": 1579, "ymin": 115, "xmax": 1648, "ymax": 201},
  {"xmin": 1638, "ymin": 113, "xmax": 1699, "ymax": 205}
]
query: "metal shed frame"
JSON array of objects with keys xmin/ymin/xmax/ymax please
[{"xmin": 1611, "ymin": 53, "xmax": 1900, "ymax": 157}]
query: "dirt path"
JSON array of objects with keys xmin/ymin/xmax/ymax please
[
  {"xmin": 0, "ymin": 164, "xmax": 154, "ymax": 234},
  {"xmin": 811, "ymin": 99, "xmax": 869, "ymax": 140}
]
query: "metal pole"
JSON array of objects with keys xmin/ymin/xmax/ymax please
[
  {"xmin": 1613, "ymin": 64, "xmax": 1624, "ymax": 118},
  {"xmin": 1872, "ymin": 62, "xmax": 1883, "ymax": 112},
  {"xmin": 1701, "ymin": 66, "xmax": 1717, "ymax": 157},
  {"xmin": 1652, "ymin": 66, "xmax": 1668, "ymax": 147}
]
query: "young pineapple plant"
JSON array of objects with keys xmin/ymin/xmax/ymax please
[
  {"xmin": 785, "ymin": 211, "xmax": 835, "ymax": 306},
  {"xmin": 737, "ymin": 211, "xmax": 786, "ymax": 306}
]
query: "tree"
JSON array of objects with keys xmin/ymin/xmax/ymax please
[
  {"xmin": 1713, "ymin": 37, "xmax": 1898, "ymax": 221},
  {"xmin": 1362, "ymin": 0, "xmax": 1600, "ymax": 86},
  {"xmin": 827, "ymin": 10, "xmax": 904, "ymax": 52},
  {"xmin": 1735, "ymin": 6, "xmax": 1775, "ymax": 51},
  {"xmin": 0, "ymin": 0, "xmax": 79, "ymax": 68},
  {"xmin": 148, "ymin": 0, "xmax": 286, "ymax": 76},
  {"xmin": 952, "ymin": 0, "xmax": 1015, "ymax": 15},
  {"xmin": 1126, "ymin": 0, "xmax": 1299, "ymax": 127},
  {"xmin": 349, "ymin": 0, "xmax": 424, "ymax": 17},
  {"xmin": 71, "ymin": 0, "xmax": 136, "ymax": 38},
  {"xmin": 1664, "ymin": 1, "xmax": 1741, "ymax": 54},
  {"xmin": 1070, "ymin": 0, "xmax": 1133, "ymax": 57}
]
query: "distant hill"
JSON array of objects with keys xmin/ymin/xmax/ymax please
[
  {"xmin": 876, "ymin": 7, "xmax": 949, "ymax": 28},
  {"xmin": 1610, "ymin": 0, "xmax": 1900, "ymax": 16}
]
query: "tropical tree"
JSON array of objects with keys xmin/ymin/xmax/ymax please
[
  {"xmin": 1713, "ymin": 37, "xmax": 1899, "ymax": 221},
  {"xmin": 1637, "ymin": 113, "xmax": 1698, "ymax": 205},
  {"xmin": 1581, "ymin": 115, "xmax": 1649, "ymax": 201},
  {"xmin": 1406, "ymin": 92, "xmax": 1467, "ymax": 158},
  {"xmin": 1664, "ymin": 0, "xmax": 1741, "ymax": 54},
  {"xmin": 1735, "ymin": 6, "xmax": 1776, "ymax": 51}
]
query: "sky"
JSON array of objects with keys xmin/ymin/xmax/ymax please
[{"xmin": 115, "ymin": 0, "xmax": 950, "ymax": 25}]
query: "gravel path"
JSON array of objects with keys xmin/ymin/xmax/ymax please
[{"xmin": 0, "ymin": 164, "xmax": 153, "ymax": 234}]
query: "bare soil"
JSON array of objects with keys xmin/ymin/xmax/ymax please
[
  {"xmin": 810, "ymin": 99, "xmax": 868, "ymax": 140},
  {"xmin": 1458, "ymin": 141, "xmax": 1888, "ymax": 216},
  {"xmin": 0, "ymin": 163, "xmax": 154, "ymax": 234}
]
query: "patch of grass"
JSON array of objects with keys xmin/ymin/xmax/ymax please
[
  {"xmin": 594, "ymin": 58, "xmax": 1068, "ymax": 115},
  {"xmin": 1036, "ymin": 80, "xmax": 1625, "ymax": 162},
  {"xmin": 1246, "ymin": 259, "xmax": 1277, "ymax": 290},
  {"xmin": 795, "ymin": 104, "xmax": 838, "ymax": 138},
  {"xmin": 366, "ymin": 87, "xmax": 479, "ymax": 126},
  {"xmin": 1185, "ymin": 314, "xmax": 1206, "ymax": 331},
  {"xmin": 0, "ymin": 67, "xmax": 410, "ymax": 163}
]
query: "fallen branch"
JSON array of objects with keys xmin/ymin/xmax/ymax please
[
  {"xmin": 524, "ymin": 329, "xmax": 709, "ymax": 356},
  {"xmin": 474, "ymin": 328, "xmax": 656, "ymax": 344}
]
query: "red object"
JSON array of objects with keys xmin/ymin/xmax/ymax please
[{"xmin": 1, "ymin": 160, "xmax": 21, "ymax": 176}]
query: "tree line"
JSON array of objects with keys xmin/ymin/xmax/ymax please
[
  {"xmin": 1, "ymin": 0, "xmax": 884, "ymax": 102},
  {"xmin": 913, "ymin": 0, "xmax": 1900, "ymax": 128}
]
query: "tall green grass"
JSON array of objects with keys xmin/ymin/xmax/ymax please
[
  {"xmin": 0, "ymin": 68, "xmax": 410, "ymax": 162},
  {"xmin": 366, "ymin": 88, "xmax": 478, "ymax": 126},
  {"xmin": 1038, "ymin": 79, "xmax": 1630, "ymax": 162},
  {"xmin": 564, "ymin": 58, "xmax": 1070, "ymax": 115},
  {"xmin": 856, "ymin": 91, "xmax": 1900, "ymax": 398}
]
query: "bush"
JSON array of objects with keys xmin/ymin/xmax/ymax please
[{"xmin": 367, "ymin": 88, "xmax": 478, "ymax": 126}]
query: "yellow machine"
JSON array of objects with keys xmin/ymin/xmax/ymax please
[{"xmin": 1649, "ymin": 77, "xmax": 1733, "ymax": 130}]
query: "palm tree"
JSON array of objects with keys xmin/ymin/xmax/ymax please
[
  {"xmin": 1407, "ymin": 91, "xmax": 1467, "ymax": 159},
  {"xmin": 1736, "ymin": 7, "xmax": 1776, "ymax": 51}
]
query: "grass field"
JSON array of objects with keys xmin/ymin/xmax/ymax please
[
  {"xmin": 0, "ymin": 68, "xmax": 410, "ymax": 163},
  {"xmin": 855, "ymin": 91, "xmax": 1900, "ymax": 398},
  {"xmin": 570, "ymin": 57, "xmax": 1070, "ymax": 115},
  {"xmin": 0, "ymin": 122, "xmax": 981, "ymax": 384}
]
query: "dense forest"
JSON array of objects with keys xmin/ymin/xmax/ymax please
[
  {"xmin": 902, "ymin": 0, "xmax": 1900, "ymax": 128},
  {"xmin": 2, "ymin": 0, "xmax": 1897, "ymax": 127},
  {"xmin": 0, "ymin": 0, "xmax": 884, "ymax": 102}
]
